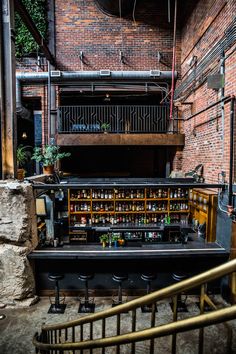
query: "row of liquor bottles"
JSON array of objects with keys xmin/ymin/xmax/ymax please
[
  {"xmin": 71, "ymin": 213, "xmax": 185, "ymax": 225},
  {"xmin": 69, "ymin": 201, "xmax": 188, "ymax": 212},
  {"xmin": 69, "ymin": 188, "xmax": 189, "ymax": 200}
]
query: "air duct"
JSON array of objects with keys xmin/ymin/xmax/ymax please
[{"xmin": 17, "ymin": 70, "xmax": 176, "ymax": 83}]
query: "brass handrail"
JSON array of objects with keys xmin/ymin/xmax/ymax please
[
  {"xmin": 33, "ymin": 258, "xmax": 236, "ymax": 353},
  {"xmin": 42, "ymin": 258, "xmax": 236, "ymax": 331},
  {"xmin": 33, "ymin": 306, "xmax": 236, "ymax": 351}
]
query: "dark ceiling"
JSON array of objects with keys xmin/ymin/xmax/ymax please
[{"xmin": 94, "ymin": 0, "xmax": 200, "ymax": 28}]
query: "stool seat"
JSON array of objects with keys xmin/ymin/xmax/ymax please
[
  {"xmin": 48, "ymin": 273, "xmax": 64, "ymax": 282},
  {"xmin": 112, "ymin": 273, "xmax": 128, "ymax": 282},
  {"xmin": 141, "ymin": 273, "xmax": 156, "ymax": 282},
  {"xmin": 78, "ymin": 273, "xmax": 94, "ymax": 282},
  {"xmin": 172, "ymin": 272, "xmax": 187, "ymax": 282}
]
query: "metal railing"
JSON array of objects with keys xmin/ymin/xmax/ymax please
[
  {"xmin": 57, "ymin": 105, "xmax": 179, "ymax": 134},
  {"xmin": 33, "ymin": 259, "xmax": 236, "ymax": 353}
]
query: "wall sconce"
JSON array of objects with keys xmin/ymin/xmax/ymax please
[
  {"xmin": 22, "ymin": 132, "xmax": 27, "ymax": 139},
  {"xmin": 104, "ymin": 93, "xmax": 110, "ymax": 102}
]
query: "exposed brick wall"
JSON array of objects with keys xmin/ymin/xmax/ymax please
[
  {"xmin": 55, "ymin": 0, "xmax": 181, "ymax": 72},
  {"xmin": 177, "ymin": 0, "xmax": 236, "ymax": 183}
]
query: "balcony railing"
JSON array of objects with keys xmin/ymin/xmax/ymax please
[{"xmin": 57, "ymin": 105, "xmax": 179, "ymax": 134}]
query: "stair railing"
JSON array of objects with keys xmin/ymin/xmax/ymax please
[{"xmin": 33, "ymin": 259, "xmax": 236, "ymax": 354}]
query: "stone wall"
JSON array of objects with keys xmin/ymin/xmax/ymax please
[{"xmin": 0, "ymin": 181, "xmax": 38, "ymax": 306}]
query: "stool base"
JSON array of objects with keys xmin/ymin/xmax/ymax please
[
  {"xmin": 141, "ymin": 304, "xmax": 157, "ymax": 313},
  {"xmin": 170, "ymin": 300, "xmax": 188, "ymax": 313},
  {"xmin": 48, "ymin": 304, "xmax": 66, "ymax": 314},
  {"xmin": 78, "ymin": 302, "xmax": 95, "ymax": 313}
]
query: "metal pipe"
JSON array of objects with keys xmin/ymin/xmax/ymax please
[
  {"xmin": 15, "ymin": 78, "xmax": 31, "ymax": 119},
  {"xmin": 47, "ymin": 61, "xmax": 51, "ymax": 145},
  {"xmin": 16, "ymin": 70, "xmax": 177, "ymax": 82},
  {"xmin": 228, "ymin": 96, "xmax": 235, "ymax": 206},
  {"xmin": 169, "ymin": 0, "xmax": 177, "ymax": 120},
  {"xmin": 185, "ymin": 96, "xmax": 231, "ymax": 121},
  {"xmin": 220, "ymin": 51, "xmax": 225, "ymax": 162}
]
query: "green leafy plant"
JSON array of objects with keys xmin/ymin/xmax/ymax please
[
  {"xmin": 31, "ymin": 145, "xmax": 71, "ymax": 167},
  {"xmin": 101, "ymin": 123, "xmax": 110, "ymax": 132},
  {"xmin": 99, "ymin": 234, "xmax": 109, "ymax": 243},
  {"xmin": 15, "ymin": 0, "xmax": 48, "ymax": 58},
  {"xmin": 16, "ymin": 145, "xmax": 32, "ymax": 168},
  {"xmin": 111, "ymin": 234, "xmax": 120, "ymax": 242}
]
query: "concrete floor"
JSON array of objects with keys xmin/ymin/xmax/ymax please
[{"xmin": 0, "ymin": 295, "xmax": 235, "ymax": 354}]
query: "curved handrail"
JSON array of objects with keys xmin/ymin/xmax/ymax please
[
  {"xmin": 33, "ymin": 305, "xmax": 236, "ymax": 351},
  {"xmin": 42, "ymin": 258, "xmax": 236, "ymax": 331}
]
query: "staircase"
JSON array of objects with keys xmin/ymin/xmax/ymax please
[{"xmin": 33, "ymin": 259, "xmax": 236, "ymax": 353}]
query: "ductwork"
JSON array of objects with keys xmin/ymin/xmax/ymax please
[
  {"xmin": 17, "ymin": 70, "xmax": 177, "ymax": 82},
  {"xmin": 16, "ymin": 78, "xmax": 31, "ymax": 120},
  {"xmin": 16, "ymin": 70, "xmax": 177, "ymax": 118}
]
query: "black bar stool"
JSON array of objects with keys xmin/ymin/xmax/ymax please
[
  {"xmin": 48, "ymin": 273, "xmax": 66, "ymax": 314},
  {"xmin": 170, "ymin": 272, "xmax": 188, "ymax": 312},
  {"xmin": 112, "ymin": 273, "xmax": 128, "ymax": 307},
  {"xmin": 78, "ymin": 273, "xmax": 95, "ymax": 313},
  {"xmin": 141, "ymin": 273, "xmax": 157, "ymax": 313}
]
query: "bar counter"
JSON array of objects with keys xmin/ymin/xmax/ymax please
[{"xmin": 29, "ymin": 235, "xmax": 227, "ymax": 260}]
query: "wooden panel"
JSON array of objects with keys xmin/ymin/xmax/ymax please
[{"xmin": 57, "ymin": 133, "xmax": 185, "ymax": 146}]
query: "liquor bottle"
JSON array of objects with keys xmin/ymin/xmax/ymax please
[{"xmin": 70, "ymin": 204, "xmax": 74, "ymax": 212}]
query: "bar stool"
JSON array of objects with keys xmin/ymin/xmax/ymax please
[
  {"xmin": 78, "ymin": 273, "xmax": 95, "ymax": 313},
  {"xmin": 170, "ymin": 272, "xmax": 188, "ymax": 312},
  {"xmin": 112, "ymin": 273, "xmax": 128, "ymax": 307},
  {"xmin": 141, "ymin": 273, "xmax": 157, "ymax": 313},
  {"xmin": 48, "ymin": 273, "xmax": 66, "ymax": 314}
]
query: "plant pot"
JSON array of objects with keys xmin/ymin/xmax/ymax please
[
  {"xmin": 102, "ymin": 241, "xmax": 106, "ymax": 248},
  {"xmin": 43, "ymin": 165, "xmax": 54, "ymax": 175},
  {"xmin": 17, "ymin": 168, "xmax": 25, "ymax": 181}
]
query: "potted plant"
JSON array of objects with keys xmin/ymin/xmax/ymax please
[
  {"xmin": 16, "ymin": 145, "xmax": 32, "ymax": 181},
  {"xmin": 101, "ymin": 123, "xmax": 110, "ymax": 134},
  {"xmin": 99, "ymin": 234, "xmax": 109, "ymax": 248},
  {"xmin": 31, "ymin": 145, "xmax": 71, "ymax": 175},
  {"xmin": 112, "ymin": 234, "xmax": 120, "ymax": 248}
]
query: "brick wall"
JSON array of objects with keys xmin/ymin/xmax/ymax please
[
  {"xmin": 55, "ymin": 0, "xmax": 181, "ymax": 72},
  {"xmin": 177, "ymin": 0, "xmax": 236, "ymax": 183}
]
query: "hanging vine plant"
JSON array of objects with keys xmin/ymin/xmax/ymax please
[{"xmin": 15, "ymin": 0, "xmax": 48, "ymax": 58}]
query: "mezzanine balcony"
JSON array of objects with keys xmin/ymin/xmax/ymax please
[{"xmin": 57, "ymin": 105, "xmax": 184, "ymax": 146}]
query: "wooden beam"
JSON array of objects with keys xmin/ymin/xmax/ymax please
[{"xmin": 57, "ymin": 133, "xmax": 185, "ymax": 146}]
